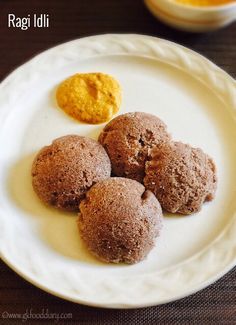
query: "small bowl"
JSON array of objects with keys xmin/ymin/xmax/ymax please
[{"xmin": 144, "ymin": 0, "xmax": 236, "ymax": 32}]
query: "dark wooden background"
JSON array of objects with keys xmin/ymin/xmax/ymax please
[{"xmin": 0, "ymin": 1, "xmax": 235, "ymax": 324}]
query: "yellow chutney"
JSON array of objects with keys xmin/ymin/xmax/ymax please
[
  {"xmin": 56, "ymin": 73, "xmax": 122, "ymax": 124},
  {"xmin": 175, "ymin": 0, "xmax": 235, "ymax": 6}
]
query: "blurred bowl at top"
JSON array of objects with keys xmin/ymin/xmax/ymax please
[{"xmin": 144, "ymin": 0, "xmax": 236, "ymax": 32}]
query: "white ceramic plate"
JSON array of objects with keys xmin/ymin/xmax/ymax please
[{"xmin": 0, "ymin": 34, "xmax": 236, "ymax": 309}]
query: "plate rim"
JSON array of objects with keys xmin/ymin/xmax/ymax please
[{"xmin": 1, "ymin": 252, "xmax": 236, "ymax": 309}]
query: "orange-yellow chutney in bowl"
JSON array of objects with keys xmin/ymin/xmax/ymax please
[{"xmin": 175, "ymin": 0, "xmax": 235, "ymax": 6}]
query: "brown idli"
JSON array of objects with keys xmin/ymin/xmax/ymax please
[
  {"xmin": 78, "ymin": 177, "xmax": 163, "ymax": 264},
  {"xmin": 144, "ymin": 142, "xmax": 217, "ymax": 215},
  {"xmin": 98, "ymin": 112, "xmax": 171, "ymax": 183},
  {"xmin": 32, "ymin": 135, "xmax": 111, "ymax": 211}
]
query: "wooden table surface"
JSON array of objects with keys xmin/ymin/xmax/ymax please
[{"xmin": 0, "ymin": 1, "xmax": 235, "ymax": 324}]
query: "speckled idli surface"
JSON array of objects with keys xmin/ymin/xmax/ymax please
[
  {"xmin": 78, "ymin": 177, "xmax": 163, "ymax": 264},
  {"xmin": 99, "ymin": 112, "xmax": 171, "ymax": 183},
  {"xmin": 32, "ymin": 135, "xmax": 111, "ymax": 211},
  {"xmin": 144, "ymin": 142, "xmax": 217, "ymax": 215}
]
